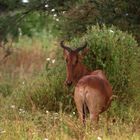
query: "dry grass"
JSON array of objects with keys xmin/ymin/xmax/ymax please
[
  {"xmin": 0, "ymin": 40, "xmax": 49, "ymax": 84},
  {"xmin": 0, "ymin": 105, "xmax": 140, "ymax": 140}
]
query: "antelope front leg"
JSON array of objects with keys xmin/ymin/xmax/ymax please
[
  {"xmin": 74, "ymin": 98, "xmax": 85, "ymax": 125},
  {"xmin": 78, "ymin": 110, "xmax": 86, "ymax": 125},
  {"xmin": 75, "ymin": 101, "xmax": 86, "ymax": 125}
]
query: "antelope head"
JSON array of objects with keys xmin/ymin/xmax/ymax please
[{"xmin": 60, "ymin": 41, "xmax": 88, "ymax": 86}]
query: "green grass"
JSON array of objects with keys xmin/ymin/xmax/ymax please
[{"xmin": 0, "ymin": 103, "xmax": 140, "ymax": 140}]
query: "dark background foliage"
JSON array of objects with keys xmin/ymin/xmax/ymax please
[{"xmin": 0, "ymin": 0, "xmax": 140, "ymax": 43}]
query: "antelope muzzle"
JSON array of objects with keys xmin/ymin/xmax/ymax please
[{"xmin": 65, "ymin": 80, "xmax": 72, "ymax": 87}]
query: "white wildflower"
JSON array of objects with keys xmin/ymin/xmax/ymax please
[
  {"xmin": 46, "ymin": 110, "xmax": 49, "ymax": 114},
  {"xmin": 46, "ymin": 58, "xmax": 51, "ymax": 61},
  {"xmin": 51, "ymin": 9, "xmax": 55, "ymax": 12},
  {"xmin": 19, "ymin": 108, "xmax": 23, "ymax": 112},
  {"xmin": 22, "ymin": 0, "xmax": 29, "ymax": 3},
  {"xmin": 18, "ymin": 28, "xmax": 22, "ymax": 36},
  {"xmin": 11, "ymin": 105, "xmax": 15, "ymax": 109},
  {"xmin": 97, "ymin": 136, "xmax": 102, "ymax": 140},
  {"xmin": 72, "ymin": 112, "xmax": 76, "ymax": 115},
  {"xmin": 22, "ymin": 81, "xmax": 25, "ymax": 85},
  {"xmin": 125, "ymin": 13, "xmax": 128, "ymax": 16},
  {"xmin": 62, "ymin": 11, "xmax": 66, "ymax": 14},
  {"xmin": 109, "ymin": 29, "xmax": 114, "ymax": 33},
  {"xmin": 45, "ymin": 4, "xmax": 49, "ymax": 8},
  {"xmin": 44, "ymin": 138, "xmax": 48, "ymax": 140},
  {"xmin": 56, "ymin": 18, "xmax": 59, "ymax": 22},
  {"xmin": 52, "ymin": 59, "xmax": 55, "ymax": 64},
  {"xmin": 53, "ymin": 14, "xmax": 57, "ymax": 17},
  {"xmin": 19, "ymin": 108, "xmax": 25, "ymax": 114}
]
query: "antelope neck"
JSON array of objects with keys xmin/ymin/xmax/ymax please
[{"xmin": 73, "ymin": 62, "xmax": 91, "ymax": 84}]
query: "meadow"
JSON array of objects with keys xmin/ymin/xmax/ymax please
[{"xmin": 0, "ymin": 27, "xmax": 140, "ymax": 140}]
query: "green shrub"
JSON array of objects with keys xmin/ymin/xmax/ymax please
[{"xmin": 70, "ymin": 25, "xmax": 138, "ymax": 94}]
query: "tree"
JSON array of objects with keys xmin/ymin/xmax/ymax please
[
  {"xmin": 60, "ymin": 0, "xmax": 140, "ymax": 43},
  {"xmin": 0, "ymin": 0, "xmax": 140, "ymax": 43}
]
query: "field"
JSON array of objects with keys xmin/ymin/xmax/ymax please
[{"xmin": 0, "ymin": 34, "xmax": 140, "ymax": 140}]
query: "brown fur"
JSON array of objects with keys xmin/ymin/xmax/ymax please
[{"xmin": 74, "ymin": 70, "xmax": 112, "ymax": 125}]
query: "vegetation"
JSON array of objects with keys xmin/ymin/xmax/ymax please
[
  {"xmin": 84, "ymin": 25, "xmax": 138, "ymax": 94},
  {"xmin": 0, "ymin": 0, "xmax": 140, "ymax": 140}
]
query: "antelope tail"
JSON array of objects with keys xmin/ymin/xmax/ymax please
[
  {"xmin": 82, "ymin": 102, "xmax": 87, "ymax": 125},
  {"xmin": 106, "ymin": 95, "xmax": 118, "ymax": 109}
]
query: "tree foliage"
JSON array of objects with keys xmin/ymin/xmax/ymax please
[
  {"xmin": 0, "ymin": 0, "xmax": 140, "ymax": 43},
  {"xmin": 61, "ymin": 0, "xmax": 140, "ymax": 43}
]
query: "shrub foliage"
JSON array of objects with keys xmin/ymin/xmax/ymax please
[{"xmin": 83, "ymin": 25, "xmax": 138, "ymax": 93}]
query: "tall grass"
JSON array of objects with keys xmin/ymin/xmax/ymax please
[{"xmin": 0, "ymin": 106, "xmax": 140, "ymax": 140}]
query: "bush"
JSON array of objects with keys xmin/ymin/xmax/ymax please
[{"xmin": 71, "ymin": 25, "xmax": 138, "ymax": 94}]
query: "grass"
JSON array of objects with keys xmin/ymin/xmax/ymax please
[
  {"xmin": 0, "ymin": 35, "xmax": 140, "ymax": 140},
  {"xmin": 0, "ymin": 104, "xmax": 140, "ymax": 140}
]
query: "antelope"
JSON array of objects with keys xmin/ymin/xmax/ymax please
[{"xmin": 60, "ymin": 41, "xmax": 113, "ymax": 126}]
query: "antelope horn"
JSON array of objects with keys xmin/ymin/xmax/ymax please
[
  {"xmin": 75, "ymin": 42, "xmax": 87, "ymax": 52},
  {"xmin": 60, "ymin": 41, "xmax": 72, "ymax": 52}
]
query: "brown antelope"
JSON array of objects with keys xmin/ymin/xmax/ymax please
[{"xmin": 60, "ymin": 41, "xmax": 113, "ymax": 126}]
